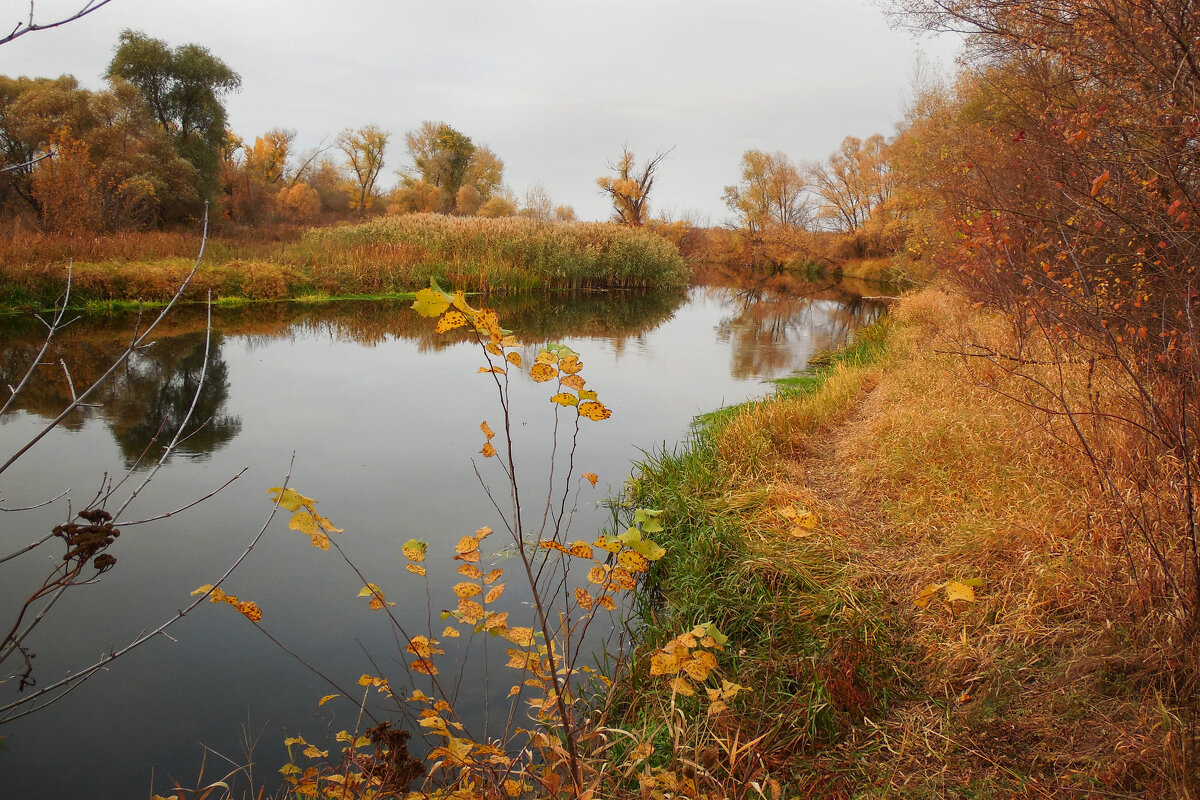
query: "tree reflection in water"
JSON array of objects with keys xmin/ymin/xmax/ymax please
[
  {"xmin": 697, "ymin": 263, "xmax": 891, "ymax": 380},
  {"xmin": 0, "ymin": 325, "xmax": 241, "ymax": 467}
]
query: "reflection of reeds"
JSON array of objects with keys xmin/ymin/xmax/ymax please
[{"xmin": 0, "ymin": 217, "xmax": 689, "ymax": 308}]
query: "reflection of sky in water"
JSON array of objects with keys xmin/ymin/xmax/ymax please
[{"xmin": 0, "ymin": 282, "xmax": 885, "ymax": 798}]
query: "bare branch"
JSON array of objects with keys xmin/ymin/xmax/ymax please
[{"xmin": 0, "ymin": 0, "xmax": 116, "ymax": 46}]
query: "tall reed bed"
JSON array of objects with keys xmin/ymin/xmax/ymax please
[
  {"xmin": 0, "ymin": 216, "xmax": 689, "ymax": 308},
  {"xmin": 298, "ymin": 214, "xmax": 690, "ymax": 293}
]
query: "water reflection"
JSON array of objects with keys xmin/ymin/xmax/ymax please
[
  {"xmin": 694, "ymin": 263, "xmax": 891, "ymax": 379},
  {"xmin": 0, "ymin": 276, "xmax": 888, "ymax": 464}
]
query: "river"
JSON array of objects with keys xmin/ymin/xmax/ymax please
[{"xmin": 0, "ymin": 268, "xmax": 888, "ymax": 797}]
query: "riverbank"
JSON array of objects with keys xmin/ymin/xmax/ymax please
[
  {"xmin": 613, "ymin": 286, "xmax": 1193, "ymax": 797},
  {"xmin": 0, "ymin": 215, "xmax": 689, "ymax": 311}
]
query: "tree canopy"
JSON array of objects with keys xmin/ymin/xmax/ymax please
[{"xmin": 107, "ymin": 29, "xmax": 241, "ymax": 200}]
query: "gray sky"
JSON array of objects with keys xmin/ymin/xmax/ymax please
[{"xmin": 3, "ymin": 0, "xmax": 961, "ymax": 222}]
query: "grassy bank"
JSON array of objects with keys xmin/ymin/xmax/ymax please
[
  {"xmin": 0, "ymin": 215, "xmax": 689, "ymax": 310},
  {"xmin": 611, "ymin": 287, "xmax": 1195, "ymax": 797}
]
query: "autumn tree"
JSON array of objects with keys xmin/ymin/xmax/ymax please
[
  {"xmin": 30, "ymin": 129, "xmax": 101, "ymax": 232},
  {"xmin": 722, "ymin": 149, "xmax": 811, "ymax": 232},
  {"xmin": 0, "ymin": 75, "xmax": 92, "ymax": 210},
  {"xmin": 222, "ymin": 127, "xmax": 296, "ymax": 223},
  {"xmin": 809, "ymin": 134, "xmax": 893, "ymax": 255},
  {"xmin": 337, "ymin": 125, "xmax": 389, "ymax": 218},
  {"xmin": 396, "ymin": 121, "xmax": 504, "ymax": 214},
  {"xmin": 891, "ymin": 0, "xmax": 1200, "ymax": 619},
  {"xmin": 596, "ymin": 146, "xmax": 672, "ymax": 226},
  {"xmin": 107, "ymin": 29, "xmax": 241, "ymax": 203}
]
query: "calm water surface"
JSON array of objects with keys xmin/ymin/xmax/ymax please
[{"xmin": 0, "ymin": 271, "xmax": 886, "ymax": 797}]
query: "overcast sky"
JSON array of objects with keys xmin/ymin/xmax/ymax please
[{"xmin": 4, "ymin": 0, "xmax": 962, "ymax": 222}]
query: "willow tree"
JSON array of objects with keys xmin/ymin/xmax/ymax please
[{"xmin": 107, "ymin": 29, "xmax": 240, "ymax": 202}]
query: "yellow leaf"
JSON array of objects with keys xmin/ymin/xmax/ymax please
[
  {"xmin": 237, "ymin": 600, "xmax": 263, "ymax": 622},
  {"xmin": 442, "ymin": 626, "xmax": 460, "ymax": 638},
  {"xmin": 481, "ymin": 442, "xmax": 497, "ymax": 458},
  {"xmin": 476, "ymin": 525, "xmax": 493, "ymax": 539},
  {"xmin": 574, "ymin": 587, "xmax": 594, "ymax": 610},
  {"xmin": 190, "ymin": 584, "xmax": 214, "ymax": 596},
  {"xmin": 1091, "ymin": 169, "xmax": 1112, "ymax": 196},
  {"xmin": 457, "ymin": 563, "xmax": 484, "ymax": 579},
  {"xmin": 559, "ymin": 355, "xmax": 583, "ymax": 375},
  {"xmin": 587, "ymin": 565, "xmax": 608, "ymax": 584},
  {"xmin": 582, "ymin": 472, "xmax": 598, "ymax": 487},
  {"xmin": 506, "ymin": 352, "xmax": 522, "ymax": 367},
  {"xmin": 568, "ymin": 540, "xmax": 594, "ymax": 559},
  {"xmin": 302, "ymin": 744, "xmax": 328, "ymax": 759},
  {"xmin": 794, "ymin": 510, "xmax": 818, "ymax": 530},
  {"xmin": 671, "ymin": 676, "xmax": 695, "ymax": 696},
  {"xmin": 550, "ymin": 392, "xmax": 578, "ymax": 407},
  {"xmin": 485, "ymin": 342, "xmax": 503, "ymax": 356},
  {"xmin": 318, "ymin": 694, "xmax": 339, "ymax": 707},
  {"xmin": 578, "ymin": 401, "xmax": 612, "ymax": 421},
  {"xmin": 405, "ymin": 635, "xmax": 440, "ymax": 657},
  {"xmin": 687, "ymin": 650, "xmax": 718, "ymax": 679},
  {"xmin": 475, "ymin": 309, "xmax": 501, "ymax": 340},
  {"xmin": 529, "ymin": 363, "xmax": 559, "ymax": 382},
  {"xmin": 914, "ymin": 583, "xmax": 944, "ymax": 609},
  {"xmin": 578, "ymin": 389, "xmax": 598, "ymax": 401},
  {"xmin": 707, "ymin": 700, "xmax": 729, "ymax": 716},
  {"xmin": 561, "ymin": 374, "xmax": 586, "ymax": 391},
  {"xmin": 453, "ymin": 582, "xmax": 482, "ymax": 599},
  {"xmin": 609, "ymin": 566, "xmax": 637, "ymax": 590},
  {"xmin": 482, "ymin": 610, "xmax": 508, "ymax": 631},
  {"xmin": 406, "ymin": 563, "xmax": 427, "ymax": 576},
  {"xmin": 504, "ymin": 627, "xmax": 535, "ymax": 646},
  {"xmin": 411, "ymin": 658, "xmax": 438, "ymax": 675},
  {"xmin": 500, "ymin": 335, "xmax": 520, "ymax": 347},
  {"xmin": 454, "ymin": 548, "xmax": 480, "ymax": 563},
  {"xmin": 478, "ymin": 366, "xmax": 506, "ymax": 374},
  {"xmin": 617, "ymin": 550, "xmax": 649, "ymax": 574},
  {"xmin": 484, "ymin": 584, "xmax": 505, "ymax": 603},
  {"xmin": 458, "ymin": 598, "xmax": 485, "ymax": 624},
  {"xmin": 402, "ymin": 538, "xmax": 427, "ymax": 562},
  {"xmin": 483, "ymin": 568, "xmax": 504, "ymax": 584},
  {"xmin": 480, "ymin": 421, "xmax": 495, "ymax": 440},
  {"xmin": 944, "ymin": 580, "xmax": 977, "ymax": 604},
  {"xmin": 456, "ymin": 536, "xmax": 480, "ymax": 554},
  {"xmin": 534, "ymin": 350, "xmax": 558, "ymax": 365},
  {"xmin": 434, "ymin": 310, "xmax": 467, "ymax": 333},
  {"xmin": 268, "ymin": 487, "xmax": 313, "ymax": 512},
  {"xmin": 451, "ymin": 290, "xmax": 474, "ymax": 314},
  {"xmin": 593, "ymin": 535, "xmax": 621, "ymax": 553},
  {"xmin": 597, "ymin": 595, "xmax": 617, "ymax": 610},
  {"xmin": 289, "ymin": 511, "xmax": 317, "ymax": 535},
  {"xmin": 412, "ymin": 286, "xmax": 451, "ymax": 318}
]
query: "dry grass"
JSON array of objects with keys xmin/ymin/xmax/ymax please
[
  {"xmin": 800, "ymin": 287, "xmax": 1198, "ymax": 797},
  {"xmin": 617, "ymin": 285, "xmax": 1198, "ymax": 798}
]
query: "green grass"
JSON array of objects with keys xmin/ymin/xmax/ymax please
[{"xmin": 610, "ymin": 321, "xmax": 912, "ymax": 773}]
